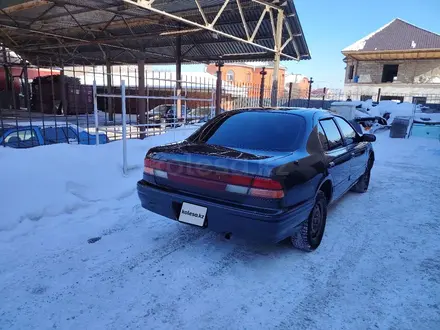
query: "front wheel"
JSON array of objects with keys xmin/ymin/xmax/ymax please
[{"xmin": 290, "ymin": 191, "xmax": 327, "ymax": 252}]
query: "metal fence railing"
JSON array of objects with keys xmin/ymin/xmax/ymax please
[{"xmin": 1, "ymin": 60, "xmax": 440, "ymax": 150}]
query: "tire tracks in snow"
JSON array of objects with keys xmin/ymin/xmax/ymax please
[{"xmin": 275, "ymin": 193, "xmax": 375, "ymax": 330}]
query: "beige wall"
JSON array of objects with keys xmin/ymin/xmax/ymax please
[
  {"xmin": 345, "ymin": 59, "xmax": 440, "ymax": 84},
  {"xmin": 344, "ymin": 83, "xmax": 440, "ymax": 103}
]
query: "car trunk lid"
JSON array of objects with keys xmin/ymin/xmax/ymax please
[{"xmin": 144, "ymin": 142, "xmax": 290, "ymax": 209}]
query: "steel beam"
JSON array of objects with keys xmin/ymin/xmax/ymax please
[
  {"xmin": 236, "ymin": 0, "xmax": 250, "ymax": 40},
  {"xmin": 209, "ymin": 0, "xmax": 230, "ymax": 28},
  {"xmin": 250, "ymin": 7, "xmax": 267, "ymax": 42},
  {"xmin": 2, "ymin": 0, "xmax": 49, "ymax": 14},
  {"xmin": 194, "ymin": 0, "xmax": 208, "ymax": 25},
  {"xmin": 251, "ymin": 0, "xmax": 283, "ymax": 11},
  {"xmin": 123, "ymin": 0, "xmax": 298, "ymax": 60},
  {"xmin": 283, "ymin": 20, "xmax": 300, "ymax": 58},
  {"xmin": 0, "ymin": 23, "xmax": 179, "ymax": 60}
]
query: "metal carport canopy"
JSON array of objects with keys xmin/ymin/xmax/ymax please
[{"xmin": 0, "ymin": 0, "xmax": 310, "ymax": 66}]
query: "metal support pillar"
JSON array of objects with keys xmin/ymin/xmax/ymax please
[
  {"xmin": 215, "ymin": 61, "xmax": 224, "ymax": 116},
  {"xmin": 322, "ymin": 87, "xmax": 327, "ymax": 109},
  {"xmin": 3, "ymin": 45, "xmax": 17, "ymax": 110},
  {"xmin": 259, "ymin": 67, "xmax": 267, "ymax": 107},
  {"xmin": 138, "ymin": 59, "xmax": 146, "ymax": 139},
  {"xmin": 271, "ymin": 9, "xmax": 283, "ymax": 107},
  {"xmin": 60, "ymin": 64, "xmax": 67, "ymax": 115},
  {"xmin": 121, "ymin": 80, "xmax": 128, "ymax": 175},
  {"xmin": 22, "ymin": 60, "xmax": 30, "ymax": 111},
  {"xmin": 93, "ymin": 80, "xmax": 99, "ymax": 146},
  {"xmin": 106, "ymin": 60, "xmax": 114, "ymax": 121},
  {"xmin": 176, "ymin": 35, "xmax": 182, "ymax": 119},
  {"xmin": 2, "ymin": 46, "xmax": 12, "ymax": 102},
  {"xmin": 377, "ymin": 88, "xmax": 381, "ymax": 102}
]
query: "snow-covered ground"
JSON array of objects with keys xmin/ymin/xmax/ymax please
[{"xmin": 1, "ymin": 128, "xmax": 439, "ymax": 330}]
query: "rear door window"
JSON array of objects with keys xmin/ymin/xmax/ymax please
[
  {"xmin": 42, "ymin": 127, "xmax": 68, "ymax": 144},
  {"xmin": 4, "ymin": 129, "xmax": 39, "ymax": 148},
  {"xmin": 189, "ymin": 111, "xmax": 305, "ymax": 152},
  {"xmin": 319, "ymin": 119, "xmax": 343, "ymax": 150},
  {"xmin": 334, "ymin": 117, "xmax": 357, "ymax": 145},
  {"xmin": 62, "ymin": 127, "xmax": 78, "ymax": 141},
  {"xmin": 317, "ymin": 123, "xmax": 330, "ymax": 151}
]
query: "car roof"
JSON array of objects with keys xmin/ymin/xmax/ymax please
[{"xmin": 228, "ymin": 107, "xmax": 335, "ymax": 121}]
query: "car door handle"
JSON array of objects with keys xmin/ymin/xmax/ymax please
[{"xmin": 329, "ymin": 161, "xmax": 335, "ymax": 168}]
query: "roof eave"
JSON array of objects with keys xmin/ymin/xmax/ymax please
[{"xmin": 342, "ymin": 48, "xmax": 440, "ymax": 60}]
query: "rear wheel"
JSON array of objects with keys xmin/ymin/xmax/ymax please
[
  {"xmin": 351, "ymin": 157, "xmax": 373, "ymax": 193},
  {"xmin": 290, "ymin": 191, "xmax": 327, "ymax": 252}
]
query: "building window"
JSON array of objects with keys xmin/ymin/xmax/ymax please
[
  {"xmin": 361, "ymin": 95, "xmax": 373, "ymax": 101},
  {"xmin": 382, "ymin": 64, "xmax": 399, "ymax": 83},
  {"xmin": 226, "ymin": 70, "xmax": 234, "ymax": 82},
  {"xmin": 380, "ymin": 95, "xmax": 404, "ymax": 103},
  {"xmin": 348, "ymin": 65, "xmax": 355, "ymax": 80},
  {"xmin": 412, "ymin": 97, "xmax": 427, "ymax": 105},
  {"xmin": 246, "ymin": 72, "xmax": 251, "ymax": 83}
]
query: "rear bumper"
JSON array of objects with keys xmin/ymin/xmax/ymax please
[{"xmin": 137, "ymin": 180, "xmax": 314, "ymax": 243}]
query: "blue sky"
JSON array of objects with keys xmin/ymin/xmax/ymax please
[
  {"xmin": 155, "ymin": 0, "xmax": 440, "ymax": 89},
  {"xmin": 292, "ymin": 0, "xmax": 440, "ymax": 89}
]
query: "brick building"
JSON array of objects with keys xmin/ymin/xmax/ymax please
[
  {"xmin": 206, "ymin": 62, "xmax": 286, "ymax": 98},
  {"xmin": 342, "ymin": 19, "xmax": 440, "ymax": 103},
  {"xmin": 285, "ymin": 74, "xmax": 310, "ymax": 98}
]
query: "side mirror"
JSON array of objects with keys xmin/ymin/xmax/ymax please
[{"xmin": 362, "ymin": 133, "xmax": 376, "ymax": 142}]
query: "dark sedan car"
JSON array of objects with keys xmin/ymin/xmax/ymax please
[{"xmin": 137, "ymin": 108, "xmax": 376, "ymax": 251}]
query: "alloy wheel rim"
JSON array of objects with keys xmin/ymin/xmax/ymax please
[{"xmin": 310, "ymin": 205, "xmax": 322, "ymax": 239}]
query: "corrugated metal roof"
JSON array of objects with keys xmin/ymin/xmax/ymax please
[
  {"xmin": 0, "ymin": 0, "xmax": 310, "ymax": 66},
  {"xmin": 343, "ymin": 18, "xmax": 440, "ymax": 53}
]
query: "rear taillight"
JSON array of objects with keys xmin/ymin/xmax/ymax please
[
  {"xmin": 144, "ymin": 158, "xmax": 284, "ymax": 199},
  {"xmin": 144, "ymin": 159, "xmax": 168, "ymax": 178}
]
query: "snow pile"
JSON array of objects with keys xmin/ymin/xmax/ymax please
[
  {"xmin": 0, "ymin": 126, "xmax": 197, "ymax": 232},
  {"xmin": 0, "ymin": 128, "xmax": 440, "ymax": 329},
  {"xmin": 373, "ymin": 101, "xmax": 415, "ymax": 123},
  {"xmin": 333, "ymin": 100, "xmax": 416, "ymax": 125}
]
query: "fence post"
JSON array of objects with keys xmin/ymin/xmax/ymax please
[
  {"xmin": 93, "ymin": 80, "xmax": 99, "ymax": 146},
  {"xmin": 121, "ymin": 80, "xmax": 128, "ymax": 175},
  {"xmin": 138, "ymin": 60, "xmax": 146, "ymax": 139},
  {"xmin": 215, "ymin": 61, "xmax": 223, "ymax": 115},
  {"xmin": 259, "ymin": 67, "xmax": 267, "ymax": 107},
  {"xmin": 321, "ymin": 87, "xmax": 327, "ymax": 109},
  {"xmin": 377, "ymin": 88, "xmax": 381, "ymax": 102},
  {"xmin": 307, "ymin": 77, "xmax": 314, "ymax": 108},
  {"xmin": 211, "ymin": 88, "xmax": 216, "ymax": 119},
  {"xmin": 288, "ymin": 82, "xmax": 293, "ymax": 107}
]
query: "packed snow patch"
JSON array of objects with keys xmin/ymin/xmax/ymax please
[{"xmin": 0, "ymin": 126, "xmax": 197, "ymax": 232}]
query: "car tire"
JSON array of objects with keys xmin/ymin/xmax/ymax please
[
  {"xmin": 351, "ymin": 157, "xmax": 373, "ymax": 193},
  {"xmin": 290, "ymin": 191, "xmax": 327, "ymax": 252}
]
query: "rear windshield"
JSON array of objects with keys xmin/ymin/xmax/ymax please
[{"xmin": 189, "ymin": 111, "xmax": 305, "ymax": 152}]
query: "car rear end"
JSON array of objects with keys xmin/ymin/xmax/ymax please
[{"xmin": 137, "ymin": 110, "xmax": 313, "ymax": 243}]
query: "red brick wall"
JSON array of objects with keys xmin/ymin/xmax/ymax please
[{"xmin": 206, "ymin": 64, "xmax": 286, "ymax": 98}]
